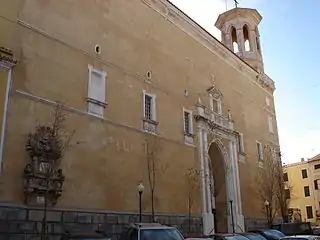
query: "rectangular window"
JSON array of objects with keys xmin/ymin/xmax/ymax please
[
  {"xmin": 315, "ymin": 180, "xmax": 319, "ymax": 190},
  {"xmin": 304, "ymin": 186, "xmax": 310, "ymax": 197},
  {"xmin": 283, "ymin": 172, "xmax": 288, "ymax": 182},
  {"xmin": 306, "ymin": 206, "xmax": 313, "ymax": 219},
  {"xmin": 238, "ymin": 133, "xmax": 245, "ymax": 153},
  {"xmin": 285, "ymin": 189, "xmax": 291, "ymax": 199},
  {"xmin": 302, "ymin": 169, "xmax": 308, "ymax": 179},
  {"xmin": 87, "ymin": 66, "xmax": 107, "ymax": 116},
  {"xmin": 266, "ymin": 97, "xmax": 270, "ymax": 106},
  {"xmin": 143, "ymin": 91, "xmax": 156, "ymax": 121},
  {"xmin": 268, "ymin": 116, "xmax": 274, "ymax": 133},
  {"xmin": 256, "ymin": 141, "xmax": 263, "ymax": 161},
  {"xmin": 315, "ymin": 164, "xmax": 320, "ymax": 170},
  {"xmin": 183, "ymin": 109, "xmax": 193, "ymax": 134},
  {"xmin": 209, "ymin": 94, "xmax": 222, "ymax": 115}
]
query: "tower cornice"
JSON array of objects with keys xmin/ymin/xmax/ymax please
[{"xmin": 215, "ymin": 8, "xmax": 262, "ymax": 30}]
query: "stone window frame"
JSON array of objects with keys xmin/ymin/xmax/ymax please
[
  {"xmin": 183, "ymin": 108, "xmax": 194, "ymax": 135},
  {"xmin": 238, "ymin": 132, "xmax": 245, "ymax": 155},
  {"xmin": 142, "ymin": 90, "xmax": 158, "ymax": 133},
  {"xmin": 256, "ymin": 141, "xmax": 263, "ymax": 162},
  {"xmin": 304, "ymin": 186, "xmax": 311, "ymax": 197},
  {"xmin": 306, "ymin": 205, "xmax": 313, "ymax": 219},
  {"xmin": 87, "ymin": 65, "xmax": 107, "ymax": 117},
  {"xmin": 268, "ymin": 115, "xmax": 274, "ymax": 133},
  {"xmin": 266, "ymin": 96, "xmax": 270, "ymax": 106},
  {"xmin": 142, "ymin": 90, "xmax": 157, "ymax": 122},
  {"xmin": 208, "ymin": 91, "xmax": 222, "ymax": 115}
]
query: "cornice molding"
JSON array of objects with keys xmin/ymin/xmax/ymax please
[{"xmin": 140, "ymin": 0, "xmax": 275, "ymax": 94}]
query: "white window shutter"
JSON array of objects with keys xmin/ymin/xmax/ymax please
[
  {"xmin": 89, "ymin": 71, "xmax": 105, "ymax": 102},
  {"xmin": 259, "ymin": 143, "xmax": 263, "ymax": 160},
  {"xmin": 268, "ymin": 116, "xmax": 274, "ymax": 133},
  {"xmin": 87, "ymin": 67, "xmax": 106, "ymax": 116}
]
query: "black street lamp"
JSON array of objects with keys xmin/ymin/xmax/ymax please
[
  {"xmin": 264, "ymin": 200, "xmax": 270, "ymax": 227},
  {"xmin": 212, "ymin": 208, "xmax": 217, "ymax": 233},
  {"xmin": 137, "ymin": 182, "xmax": 144, "ymax": 223},
  {"xmin": 229, "ymin": 200, "xmax": 235, "ymax": 233}
]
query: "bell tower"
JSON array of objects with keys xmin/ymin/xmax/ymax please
[{"xmin": 215, "ymin": 7, "xmax": 264, "ymax": 72}]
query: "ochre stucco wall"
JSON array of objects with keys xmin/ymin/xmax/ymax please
[{"xmin": 0, "ymin": 0, "xmax": 279, "ymax": 220}]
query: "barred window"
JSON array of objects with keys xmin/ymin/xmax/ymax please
[{"xmin": 143, "ymin": 91, "xmax": 156, "ymax": 121}]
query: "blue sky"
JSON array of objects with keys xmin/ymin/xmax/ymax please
[{"xmin": 170, "ymin": 0, "xmax": 320, "ymax": 163}]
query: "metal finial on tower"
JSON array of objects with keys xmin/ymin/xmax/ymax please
[{"xmin": 234, "ymin": 0, "xmax": 239, "ymax": 8}]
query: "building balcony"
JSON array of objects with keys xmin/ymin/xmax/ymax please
[{"xmin": 195, "ymin": 102, "xmax": 234, "ymax": 132}]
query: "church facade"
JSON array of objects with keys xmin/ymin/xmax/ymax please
[{"xmin": 0, "ymin": 0, "xmax": 279, "ymax": 236}]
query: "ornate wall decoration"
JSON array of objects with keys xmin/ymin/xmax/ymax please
[
  {"xmin": 23, "ymin": 125, "xmax": 65, "ymax": 206},
  {"xmin": 0, "ymin": 47, "xmax": 18, "ymax": 67}
]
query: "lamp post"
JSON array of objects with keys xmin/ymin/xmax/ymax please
[
  {"xmin": 137, "ymin": 182, "xmax": 144, "ymax": 223},
  {"xmin": 264, "ymin": 200, "xmax": 270, "ymax": 227},
  {"xmin": 229, "ymin": 200, "xmax": 235, "ymax": 233}
]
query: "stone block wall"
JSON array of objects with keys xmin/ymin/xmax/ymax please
[
  {"xmin": 245, "ymin": 217, "xmax": 283, "ymax": 231},
  {"xmin": 0, "ymin": 204, "xmax": 202, "ymax": 239}
]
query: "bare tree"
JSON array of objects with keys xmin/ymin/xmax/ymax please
[
  {"xmin": 255, "ymin": 145, "xmax": 279, "ymax": 227},
  {"xmin": 274, "ymin": 157, "xmax": 292, "ymax": 223},
  {"xmin": 185, "ymin": 167, "xmax": 200, "ymax": 232},
  {"xmin": 50, "ymin": 103, "xmax": 75, "ymax": 158},
  {"xmin": 144, "ymin": 133, "xmax": 167, "ymax": 222},
  {"xmin": 24, "ymin": 103, "xmax": 75, "ymax": 240}
]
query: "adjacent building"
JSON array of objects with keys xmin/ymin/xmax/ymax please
[
  {"xmin": 284, "ymin": 155, "xmax": 320, "ymax": 224},
  {"xmin": 0, "ymin": 0, "xmax": 280, "ymax": 236}
]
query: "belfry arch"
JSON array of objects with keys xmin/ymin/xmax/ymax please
[{"xmin": 243, "ymin": 24, "xmax": 251, "ymax": 51}]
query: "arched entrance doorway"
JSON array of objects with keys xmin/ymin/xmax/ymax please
[{"xmin": 208, "ymin": 141, "xmax": 229, "ymax": 233}]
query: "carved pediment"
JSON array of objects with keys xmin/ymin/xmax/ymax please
[
  {"xmin": 207, "ymin": 86, "xmax": 223, "ymax": 99},
  {"xmin": 0, "ymin": 47, "xmax": 18, "ymax": 67},
  {"xmin": 207, "ymin": 74, "xmax": 223, "ymax": 99}
]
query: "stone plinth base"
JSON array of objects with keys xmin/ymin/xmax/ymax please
[{"xmin": 0, "ymin": 203, "xmax": 202, "ymax": 239}]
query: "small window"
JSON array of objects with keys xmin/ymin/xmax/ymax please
[
  {"xmin": 314, "ymin": 180, "xmax": 319, "ymax": 190},
  {"xmin": 302, "ymin": 169, "xmax": 308, "ymax": 179},
  {"xmin": 238, "ymin": 133, "xmax": 245, "ymax": 153},
  {"xmin": 266, "ymin": 97, "xmax": 270, "ymax": 106},
  {"xmin": 256, "ymin": 142, "xmax": 263, "ymax": 161},
  {"xmin": 285, "ymin": 189, "xmax": 291, "ymax": 199},
  {"xmin": 183, "ymin": 109, "xmax": 193, "ymax": 135},
  {"xmin": 283, "ymin": 172, "xmax": 288, "ymax": 182},
  {"xmin": 87, "ymin": 66, "xmax": 107, "ymax": 116},
  {"xmin": 209, "ymin": 95, "xmax": 222, "ymax": 115},
  {"xmin": 143, "ymin": 91, "xmax": 156, "ymax": 122},
  {"xmin": 315, "ymin": 164, "xmax": 320, "ymax": 170},
  {"xmin": 304, "ymin": 186, "xmax": 310, "ymax": 197},
  {"xmin": 268, "ymin": 116, "xmax": 274, "ymax": 133},
  {"xmin": 306, "ymin": 206, "xmax": 313, "ymax": 219}
]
